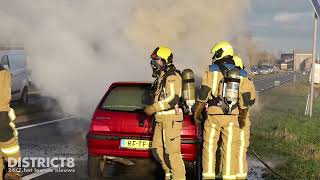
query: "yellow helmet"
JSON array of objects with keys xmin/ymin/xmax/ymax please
[
  {"xmin": 233, "ymin": 55, "xmax": 244, "ymax": 69},
  {"xmin": 210, "ymin": 41, "xmax": 234, "ymax": 61},
  {"xmin": 151, "ymin": 46, "xmax": 173, "ymax": 63}
]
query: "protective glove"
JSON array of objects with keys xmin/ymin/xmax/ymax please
[
  {"xmin": 193, "ymin": 101, "xmax": 205, "ymax": 127},
  {"xmin": 238, "ymin": 108, "xmax": 248, "ymax": 129},
  {"xmin": 144, "ymin": 105, "xmax": 157, "ymax": 116}
]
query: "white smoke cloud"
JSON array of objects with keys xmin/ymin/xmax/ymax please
[
  {"xmin": 126, "ymin": 0, "xmax": 252, "ymax": 73},
  {"xmin": 0, "ymin": 0, "xmax": 252, "ymax": 117}
]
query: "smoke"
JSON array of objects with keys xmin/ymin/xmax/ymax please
[
  {"xmin": 126, "ymin": 0, "xmax": 252, "ymax": 73},
  {"xmin": 0, "ymin": 0, "xmax": 252, "ymax": 118},
  {"xmin": 231, "ymin": 31, "xmax": 262, "ymax": 68}
]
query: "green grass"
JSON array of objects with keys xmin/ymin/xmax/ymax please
[{"xmin": 250, "ymin": 76, "xmax": 320, "ymax": 179}]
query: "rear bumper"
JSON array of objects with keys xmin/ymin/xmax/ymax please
[{"xmin": 87, "ymin": 133, "xmax": 200, "ymax": 162}]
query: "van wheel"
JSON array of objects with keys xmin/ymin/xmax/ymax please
[
  {"xmin": 19, "ymin": 87, "xmax": 28, "ymax": 105},
  {"xmin": 186, "ymin": 156, "xmax": 201, "ymax": 180},
  {"xmin": 88, "ymin": 155, "xmax": 104, "ymax": 178}
]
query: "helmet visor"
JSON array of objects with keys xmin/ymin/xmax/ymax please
[{"xmin": 212, "ymin": 48, "xmax": 224, "ymax": 61}]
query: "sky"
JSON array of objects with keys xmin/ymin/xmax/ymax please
[{"xmin": 249, "ymin": 0, "xmax": 317, "ymax": 54}]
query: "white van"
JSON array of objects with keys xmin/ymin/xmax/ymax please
[{"xmin": 0, "ymin": 49, "xmax": 30, "ymax": 104}]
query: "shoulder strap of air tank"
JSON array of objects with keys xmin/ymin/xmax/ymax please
[
  {"xmin": 162, "ymin": 66, "xmax": 181, "ymax": 84},
  {"xmin": 240, "ymin": 69, "xmax": 248, "ymax": 77},
  {"xmin": 209, "ymin": 64, "xmax": 221, "ymax": 72},
  {"xmin": 158, "ymin": 66, "xmax": 180, "ymax": 100}
]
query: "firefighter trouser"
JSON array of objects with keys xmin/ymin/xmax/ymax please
[
  {"xmin": 152, "ymin": 121, "xmax": 186, "ymax": 180},
  {"xmin": 236, "ymin": 118, "xmax": 251, "ymax": 180},
  {"xmin": 0, "ymin": 137, "xmax": 21, "ymax": 180},
  {"xmin": 202, "ymin": 115, "xmax": 240, "ymax": 180}
]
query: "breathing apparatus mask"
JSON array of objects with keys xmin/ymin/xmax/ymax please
[{"xmin": 150, "ymin": 57, "xmax": 167, "ymax": 78}]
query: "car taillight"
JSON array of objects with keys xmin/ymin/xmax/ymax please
[{"xmin": 90, "ymin": 120, "xmax": 110, "ymax": 132}]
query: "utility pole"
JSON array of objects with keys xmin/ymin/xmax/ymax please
[{"xmin": 309, "ymin": 12, "xmax": 317, "ymax": 117}]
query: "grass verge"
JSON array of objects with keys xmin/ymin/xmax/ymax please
[{"xmin": 250, "ymin": 75, "xmax": 320, "ymax": 179}]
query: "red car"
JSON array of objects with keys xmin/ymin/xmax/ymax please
[{"xmin": 87, "ymin": 82, "xmax": 201, "ymax": 179}]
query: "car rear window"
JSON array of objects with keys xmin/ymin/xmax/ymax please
[{"xmin": 101, "ymin": 85, "xmax": 152, "ymax": 112}]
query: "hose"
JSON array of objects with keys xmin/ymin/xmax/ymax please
[{"xmin": 249, "ymin": 147, "xmax": 289, "ymax": 180}]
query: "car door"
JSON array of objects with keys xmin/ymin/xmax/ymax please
[{"xmin": 8, "ymin": 54, "xmax": 21, "ymax": 99}]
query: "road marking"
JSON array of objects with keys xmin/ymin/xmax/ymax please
[
  {"xmin": 256, "ymin": 75, "xmax": 295, "ymax": 93},
  {"xmin": 18, "ymin": 116, "xmax": 76, "ymax": 179},
  {"xmin": 17, "ymin": 116, "xmax": 76, "ymax": 130},
  {"xmin": 22, "ymin": 168, "xmax": 56, "ymax": 180}
]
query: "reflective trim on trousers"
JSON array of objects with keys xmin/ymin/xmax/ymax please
[
  {"xmin": 239, "ymin": 129, "xmax": 245, "ymax": 175},
  {"xmin": 222, "ymin": 175, "xmax": 237, "ymax": 179},
  {"xmin": 236, "ymin": 172, "xmax": 247, "ymax": 179},
  {"xmin": 1, "ymin": 145, "xmax": 20, "ymax": 155},
  {"xmin": 225, "ymin": 122, "xmax": 234, "ymax": 177},
  {"xmin": 202, "ymin": 172, "xmax": 216, "ymax": 179},
  {"xmin": 205, "ymin": 123, "xmax": 216, "ymax": 177}
]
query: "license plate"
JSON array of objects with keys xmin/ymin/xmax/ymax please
[{"xmin": 120, "ymin": 139, "xmax": 152, "ymax": 150}]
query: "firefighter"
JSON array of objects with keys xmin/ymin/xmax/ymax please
[
  {"xmin": 233, "ymin": 55, "xmax": 256, "ymax": 180},
  {"xmin": 144, "ymin": 46, "xmax": 186, "ymax": 180},
  {"xmin": 0, "ymin": 64, "xmax": 22, "ymax": 180},
  {"xmin": 194, "ymin": 41, "xmax": 247, "ymax": 180}
]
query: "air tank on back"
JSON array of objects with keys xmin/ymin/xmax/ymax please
[
  {"xmin": 182, "ymin": 69, "xmax": 196, "ymax": 114},
  {"xmin": 223, "ymin": 68, "xmax": 241, "ymax": 114}
]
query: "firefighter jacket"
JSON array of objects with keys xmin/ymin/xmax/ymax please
[
  {"xmin": 0, "ymin": 65, "xmax": 14, "ymax": 141},
  {"xmin": 238, "ymin": 75, "xmax": 256, "ymax": 110},
  {"xmin": 151, "ymin": 65, "xmax": 183, "ymax": 122}
]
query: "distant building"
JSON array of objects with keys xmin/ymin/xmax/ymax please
[
  {"xmin": 280, "ymin": 53, "xmax": 294, "ymax": 70},
  {"xmin": 293, "ymin": 50, "xmax": 312, "ymax": 71},
  {"xmin": 280, "ymin": 50, "xmax": 313, "ymax": 71},
  {"xmin": 280, "ymin": 53, "xmax": 294, "ymax": 63}
]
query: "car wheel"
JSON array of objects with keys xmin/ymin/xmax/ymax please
[
  {"xmin": 19, "ymin": 87, "xmax": 28, "ymax": 105},
  {"xmin": 88, "ymin": 155, "xmax": 104, "ymax": 178},
  {"xmin": 185, "ymin": 156, "xmax": 201, "ymax": 180}
]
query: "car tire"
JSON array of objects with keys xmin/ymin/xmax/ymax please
[
  {"xmin": 19, "ymin": 87, "xmax": 28, "ymax": 105},
  {"xmin": 186, "ymin": 156, "xmax": 201, "ymax": 180},
  {"xmin": 88, "ymin": 155, "xmax": 104, "ymax": 178}
]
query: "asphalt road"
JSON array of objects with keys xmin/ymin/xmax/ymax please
[{"xmin": 12, "ymin": 72, "xmax": 296, "ymax": 180}]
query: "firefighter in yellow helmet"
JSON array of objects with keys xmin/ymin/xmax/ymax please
[
  {"xmin": 194, "ymin": 41, "xmax": 247, "ymax": 180},
  {"xmin": 233, "ymin": 55, "xmax": 256, "ymax": 180},
  {"xmin": 0, "ymin": 64, "xmax": 22, "ymax": 180},
  {"xmin": 144, "ymin": 46, "xmax": 186, "ymax": 180}
]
